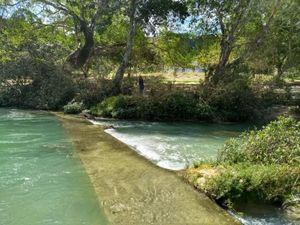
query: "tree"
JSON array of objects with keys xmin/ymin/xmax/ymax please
[
  {"xmin": 249, "ymin": 0, "xmax": 300, "ymax": 82},
  {"xmin": 113, "ymin": 0, "xmax": 188, "ymax": 89},
  {"xmin": 0, "ymin": 5, "xmax": 73, "ymax": 64},
  {"xmin": 190, "ymin": 0, "xmax": 283, "ymax": 84},
  {"xmin": 33, "ymin": 0, "xmax": 122, "ymax": 70},
  {"xmin": 154, "ymin": 31, "xmax": 200, "ymax": 69},
  {"xmin": 195, "ymin": 35, "xmax": 219, "ymax": 76},
  {"xmin": 113, "ymin": 0, "xmax": 137, "ymax": 90}
]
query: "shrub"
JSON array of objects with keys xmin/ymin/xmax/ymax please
[
  {"xmin": 90, "ymin": 95, "xmax": 137, "ymax": 119},
  {"xmin": 63, "ymin": 101, "xmax": 84, "ymax": 114},
  {"xmin": 163, "ymin": 92, "xmax": 197, "ymax": 120},
  {"xmin": 201, "ymin": 78, "xmax": 261, "ymax": 121},
  {"xmin": 203, "ymin": 164, "xmax": 300, "ymax": 206},
  {"xmin": 218, "ymin": 116, "xmax": 300, "ymax": 165},
  {"xmin": 188, "ymin": 116, "xmax": 300, "ymax": 208},
  {"xmin": 0, "ymin": 57, "xmax": 75, "ymax": 110},
  {"xmin": 90, "ymin": 92, "xmax": 215, "ymax": 121},
  {"xmin": 74, "ymin": 78, "xmax": 114, "ymax": 108}
]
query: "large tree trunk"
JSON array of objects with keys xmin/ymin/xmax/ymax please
[
  {"xmin": 113, "ymin": 0, "xmax": 137, "ymax": 92},
  {"xmin": 211, "ymin": 40, "xmax": 233, "ymax": 84},
  {"xmin": 66, "ymin": 22, "xmax": 94, "ymax": 70}
]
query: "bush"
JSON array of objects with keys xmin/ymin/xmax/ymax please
[
  {"xmin": 188, "ymin": 116, "xmax": 300, "ymax": 208},
  {"xmin": 163, "ymin": 93, "xmax": 196, "ymax": 119},
  {"xmin": 218, "ymin": 116, "xmax": 300, "ymax": 165},
  {"xmin": 0, "ymin": 57, "xmax": 75, "ymax": 110},
  {"xmin": 203, "ymin": 164, "xmax": 300, "ymax": 206},
  {"xmin": 63, "ymin": 101, "xmax": 84, "ymax": 114},
  {"xmin": 90, "ymin": 95, "xmax": 137, "ymax": 119},
  {"xmin": 90, "ymin": 92, "xmax": 215, "ymax": 121},
  {"xmin": 201, "ymin": 78, "xmax": 262, "ymax": 121},
  {"xmin": 74, "ymin": 78, "xmax": 114, "ymax": 108}
]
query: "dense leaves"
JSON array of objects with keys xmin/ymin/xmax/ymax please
[
  {"xmin": 189, "ymin": 117, "xmax": 300, "ymax": 207},
  {"xmin": 90, "ymin": 93, "xmax": 213, "ymax": 121},
  {"xmin": 0, "ymin": 57, "xmax": 74, "ymax": 109},
  {"xmin": 219, "ymin": 116, "xmax": 300, "ymax": 165},
  {"xmin": 203, "ymin": 164, "xmax": 300, "ymax": 205}
]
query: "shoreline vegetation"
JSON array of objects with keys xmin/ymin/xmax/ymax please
[
  {"xmin": 184, "ymin": 116, "xmax": 300, "ymax": 221},
  {"xmin": 55, "ymin": 113, "xmax": 241, "ymax": 225}
]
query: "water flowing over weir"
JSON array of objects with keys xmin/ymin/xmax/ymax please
[
  {"xmin": 0, "ymin": 109, "xmax": 106, "ymax": 225},
  {"xmin": 57, "ymin": 114, "xmax": 241, "ymax": 225},
  {"xmin": 90, "ymin": 119, "xmax": 251, "ymax": 170},
  {"xmin": 89, "ymin": 119, "xmax": 297, "ymax": 225}
]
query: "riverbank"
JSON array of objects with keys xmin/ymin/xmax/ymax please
[
  {"xmin": 184, "ymin": 116, "xmax": 300, "ymax": 224},
  {"xmin": 56, "ymin": 113, "xmax": 240, "ymax": 225}
]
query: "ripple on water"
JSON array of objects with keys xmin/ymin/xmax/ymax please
[{"xmin": 0, "ymin": 109, "xmax": 106, "ymax": 225}]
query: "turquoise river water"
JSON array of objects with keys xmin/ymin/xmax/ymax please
[
  {"xmin": 0, "ymin": 109, "xmax": 106, "ymax": 225},
  {"xmin": 91, "ymin": 119, "xmax": 251, "ymax": 170}
]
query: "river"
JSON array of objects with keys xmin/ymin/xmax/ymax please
[
  {"xmin": 0, "ymin": 108, "xmax": 296, "ymax": 225},
  {"xmin": 90, "ymin": 119, "xmax": 251, "ymax": 170},
  {"xmin": 0, "ymin": 109, "xmax": 106, "ymax": 225}
]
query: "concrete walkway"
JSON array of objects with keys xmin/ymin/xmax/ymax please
[{"xmin": 57, "ymin": 114, "xmax": 240, "ymax": 225}]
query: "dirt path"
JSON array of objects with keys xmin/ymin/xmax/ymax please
[{"xmin": 56, "ymin": 114, "xmax": 240, "ymax": 225}]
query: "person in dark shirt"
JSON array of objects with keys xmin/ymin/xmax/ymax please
[{"xmin": 138, "ymin": 76, "xmax": 144, "ymax": 94}]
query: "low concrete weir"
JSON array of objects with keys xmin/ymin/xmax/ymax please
[{"xmin": 57, "ymin": 114, "xmax": 240, "ymax": 225}]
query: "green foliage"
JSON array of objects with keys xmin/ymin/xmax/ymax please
[
  {"xmin": 0, "ymin": 57, "xmax": 75, "ymax": 110},
  {"xmin": 90, "ymin": 92, "xmax": 214, "ymax": 121},
  {"xmin": 89, "ymin": 76, "xmax": 287, "ymax": 122},
  {"xmin": 248, "ymin": 0, "xmax": 300, "ymax": 78},
  {"xmin": 210, "ymin": 116, "xmax": 299, "ymax": 206},
  {"xmin": 201, "ymin": 78, "xmax": 262, "ymax": 121},
  {"xmin": 74, "ymin": 78, "xmax": 114, "ymax": 108},
  {"xmin": 203, "ymin": 164, "xmax": 300, "ymax": 205},
  {"xmin": 189, "ymin": 116, "xmax": 300, "ymax": 208},
  {"xmin": 162, "ymin": 93, "xmax": 196, "ymax": 119},
  {"xmin": 155, "ymin": 31, "xmax": 200, "ymax": 68},
  {"xmin": 218, "ymin": 116, "xmax": 300, "ymax": 165},
  {"xmin": 90, "ymin": 95, "xmax": 137, "ymax": 119},
  {"xmin": 63, "ymin": 101, "xmax": 84, "ymax": 114}
]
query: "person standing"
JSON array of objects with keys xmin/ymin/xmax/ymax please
[{"xmin": 138, "ymin": 76, "xmax": 144, "ymax": 94}]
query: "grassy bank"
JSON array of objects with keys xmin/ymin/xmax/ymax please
[{"xmin": 184, "ymin": 117, "xmax": 300, "ymax": 212}]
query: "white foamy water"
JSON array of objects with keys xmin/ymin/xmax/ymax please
[{"xmin": 90, "ymin": 119, "xmax": 248, "ymax": 170}]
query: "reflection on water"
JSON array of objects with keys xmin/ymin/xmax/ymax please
[
  {"xmin": 91, "ymin": 119, "xmax": 252, "ymax": 170},
  {"xmin": 0, "ymin": 109, "xmax": 106, "ymax": 225}
]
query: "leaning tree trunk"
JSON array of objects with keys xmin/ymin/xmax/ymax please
[
  {"xmin": 113, "ymin": 0, "xmax": 137, "ymax": 92},
  {"xmin": 211, "ymin": 41, "xmax": 232, "ymax": 84},
  {"xmin": 66, "ymin": 22, "xmax": 94, "ymax": 70}
]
